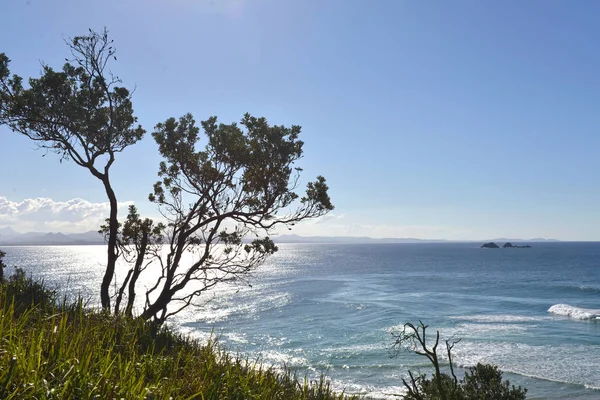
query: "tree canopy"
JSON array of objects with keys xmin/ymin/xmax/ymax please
[
  {"xmin": 0, "ymin": 28, "xmax": 145, "ymax": 310},
  {"xmin": 128, "ymin": 113, "xmax": 332, "ymax": 324}
]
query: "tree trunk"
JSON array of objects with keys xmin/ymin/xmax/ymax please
[
  {"xmin": 140, "ymin": 284, "xmax": 172, "ymax": 321},
  {"xmin": 140, "ymin": 234, "xmax": 187, "ymax": 322},
  {"xmin": 101, "ymin": 177, "xmax": 119, "ymax": 311},
  {"xmin": 125, "ymin": 235, "xmax": 148, "ymax": 317}
]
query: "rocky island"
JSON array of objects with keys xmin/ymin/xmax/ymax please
[
  {"xmin": 481, "ymin": 242, "xmax": 500, "ymax": 248},
  {"xmin": 481, "ymin": 242, "xmax": 532, "ymax": 249},
  {"xmin": 503, "ymin": 242, "xmax": 532, "ymax": 248}
]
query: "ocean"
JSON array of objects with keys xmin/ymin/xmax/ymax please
[{"xmin": 3, "ymin": 242, "xmax": 600, "ymax": 399}]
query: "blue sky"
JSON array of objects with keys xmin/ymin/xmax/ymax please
[{"xmin": 1, "ymin": 0, "xmax": 599, "ymax": 240}]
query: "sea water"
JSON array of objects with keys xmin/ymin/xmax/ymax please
[{"xmin": 3, "ymin": 242, "xmax": 600, "ymax": 399}]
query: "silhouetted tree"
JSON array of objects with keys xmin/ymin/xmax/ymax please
[
  {"xmin": 119, "ymin": 113, "xmax": 333, "ymax": 324},
  {"xmin": 0, "ymin": 29, "xmax": 145, "ymax": 310},
  {"xmin": 100, "ymin": 205, "xmax": 165, "ymax": 317}
]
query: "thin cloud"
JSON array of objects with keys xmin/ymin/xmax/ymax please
[
  {"xmin": 312, "ymin": 213, "xmax": 346, "ymax": 224},
  {"xmin": 288, "ymin": 215, "xmax": 460, "ymax": 239}
]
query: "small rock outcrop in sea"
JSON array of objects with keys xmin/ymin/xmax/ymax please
[
  {"xmin": 503, "ymin": 242, "xmax": 532, "ymax": 248},
  {"xmin": 481, "ymin": 242, "xmax": 500, "ymax": 248}
]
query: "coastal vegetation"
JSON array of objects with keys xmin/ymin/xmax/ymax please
[
  {"xmin": 0, "ymin": 263, "xmax": 356, "ymax": 399},
  {"xmin": 391, "ymin": 322, "xmax": 527, "ymax": 400}
]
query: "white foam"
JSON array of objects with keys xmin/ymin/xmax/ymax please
[
  {"xmin": 449, "ymin": 314, "xmax": 546, "ymax": 323},
  {"xmin": 254, "ymin": 349, "xmax": 308, "ymax": 367},
  {"xmin": 452, "ymin": 340, "xmax": 600, "ymax": 389},
  {"xmin": 224, "ymin": 332, "xmax": 249, "ymax": 344},
  {"xmin": 447, "ymin": 323, "xmax": 530, "ymax": 336},
  {"xmin": 548, "ymin": 304, "xmax": 600, "ymax": 320},
  {"xmin": 324, "ymin": 375, "xmax": 407, "ymax": 400},
  {"xmin": 320, "ymin": 343, "xmax": 384, "ymax": 355}
]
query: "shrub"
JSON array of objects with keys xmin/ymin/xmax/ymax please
[
  {"xmin": 3, "ymin": 265, "xmax": 57, "ymax": 316},
  {"xmin": 392, "ymin": 321, "xmax": 527, "ymax": 400},
  {"xmin": 407, "ymin": 363, "xmax": 527, "ymax": 400}
]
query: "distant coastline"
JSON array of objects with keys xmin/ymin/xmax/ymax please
[{"xmin": 0, "ymin": 227, "xmax": 563, "ymax": 246}]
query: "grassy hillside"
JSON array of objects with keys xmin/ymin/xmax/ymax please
[{"xmin": 0, "ymin": 268, "xmax": 359, "ymax": 399}]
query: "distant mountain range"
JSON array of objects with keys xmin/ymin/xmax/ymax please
[
  {"xmin": 0, "ymin": 227, "xmax": 561, "ymax": 246},
  {"xmin": 0, "ymin": 227, "xmax": 105, "ymax": 245},
  {"xmin": 272, "ymin": 234, "xmax": 560, "ymax": 244}
]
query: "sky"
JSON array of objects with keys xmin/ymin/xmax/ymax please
[{"xmin": 1, "ymin": 0, "xmax": 600, "ymax": 241}]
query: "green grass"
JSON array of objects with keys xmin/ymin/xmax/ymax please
[{"xmin": 0, "ymin": 269, "xmax": 360, "ymax": 399}]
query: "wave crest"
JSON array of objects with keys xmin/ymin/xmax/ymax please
[{"xmin": 548, "ymin": 304, "xmax": 600, "ymax": 320}]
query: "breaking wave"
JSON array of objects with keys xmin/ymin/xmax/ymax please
[{"xmin": 548, "ymin": 304, "xmax": 600, "ymax": 320}]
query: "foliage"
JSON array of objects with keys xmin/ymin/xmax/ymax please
[
  {"xmin": 391, "ymin": 321, "xmax": 527, "ymax": 400},
  {"xmin": 461, "ymin": 364, "xmax": 527, "ymax": 400},
  {"xmin": 0, "ymin": 28, "xmax": 145, "ymax": 310},
  {"xmin": 0, "ymin": 270, "xmax": 357, "ymax": 399},
  {"xmin": 2, "ymin": 266, "xmax": 58, "ymax": 317},
  {"xmin": 113, "ymin": 113, "xmax": 334, "ymax": 324}
]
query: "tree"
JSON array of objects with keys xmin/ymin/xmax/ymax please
[
  {"xmin": 113, "ymin": 113, "xmax": 333, "ymax": 325},
  {"xmin": 0, "ymin": 29, "xmax": 145, "ymax": 310},
  {"xmin": 391, "ymin": 321, "xmax": 527, "ymax": 400},
  {"xmin": 391, "ymin": 321, "xmax": 461, "ymax": 399}
]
